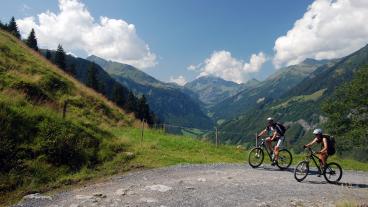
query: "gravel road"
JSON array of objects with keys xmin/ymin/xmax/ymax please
[{"xmin": 15, "ymin": 164, "xmax": 368, "ymax": 207}]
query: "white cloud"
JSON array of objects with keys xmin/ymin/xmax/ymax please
[
  {"xmin": 17, "ymin": 0, "xmax": 157, "ymax": 69},
  {"xmin": 169, "ymin": 75, "xmax": 187, "ymax": 86},
  {"xmin": 186, "ymin": 63, "xmax": 203, "ymax": 71},
  {"xmin": 187, "ymin": 64, "xmax": 197, "ymax": 71},
  {"xmin": 197, "ymin": 50, "xmax": 266, "ymax": 84},
  {"xmin": 273, "ymin": 0, "xmax": 368, "ymax": 68}
]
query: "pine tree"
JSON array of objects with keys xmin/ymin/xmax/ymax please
[
  {"xmin": 55, "ymin": 44, "xmax": 66, "ymax": 70},
  {"xmin": 138, "ymin": 95, "xmax": 149, "ymax": 120},
  {"xmin": 112, "ymin": 84, "xmax": 127, "ymax": 107},
  {"xmin": 0, "ymin": 20, "xmax": 5, "ymax": 30},
  {"xmin": 45, "ymin": 50, "xmax": 52, "ymax": 60},
  {"xmin": 87, "ymin": 63, "xmax": 99, "ymax": 91},
  {"xmin": 26, "ymin": 28, "xmax": 38, "ymax": 51},
  {"xmin": 68, "ymin": 63, "xmax": 76, "ymax": 76},
  {"xmin": 125, "ymin": 91, "xmax": 138, "ymax": 114},
  {"xmin": 7, "ymin": 17, "xmax": 21, "ymax": 39}
]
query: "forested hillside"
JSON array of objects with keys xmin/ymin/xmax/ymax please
[
  {"xmin": 209, "ymin": 59, "xmax": 332, "ymax": 123},
  {"xmin": 322, "ymin": 66, "xmax": 368, "ymax": 161},
  {"xmin": 217, "ymin": 44, "xmax": 368, "ymax": 160},
  {"xmin": 87, "ymin": 55, "xmax": 213, "ymax": 130}
]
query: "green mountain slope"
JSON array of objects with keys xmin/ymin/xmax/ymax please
[
  {"xmin": 0, "ymin": 30, "xmax": 137, "ymax": 201},
  {"xmin": 87, "ymin": 55, "xmax": 213, "ymax": 129},
  {"xmin": 322, "ymin": 66, "xmax": 368, "ymax": 161},
  {"xmin": 184, "ymin": 76, "xmax": 260, "ymax": 107},
  {"xmin": 39, "ymin": 50, "xmax": 129, "ymax": 100},
  {"xmin": 218, "ymin": 44, "xmax": 368, "ymax": 149},
  {"xmin": 209, "ymin": 59, "xmax": 331, "ymax": 123}
]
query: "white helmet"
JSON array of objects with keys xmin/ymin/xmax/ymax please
[
  {"xmin": 267, "ymin": 117, "xmax": 273, "ymax": 122},
  {"xmin": 313, "ymin": 128, "xmax": 323, "ymax": 135}
]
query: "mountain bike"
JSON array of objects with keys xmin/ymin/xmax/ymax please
[
  {"xmin": 248, "ymin": 137, "xmax": 292, "ymax": 170},
  {"xmin": 294, "ymin": 147, "xmax": 342, "ymax": 184}
]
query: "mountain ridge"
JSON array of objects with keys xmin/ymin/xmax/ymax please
[{"xmin": 87, "ymin": 55, "xmax": 213, "ymax": 129}]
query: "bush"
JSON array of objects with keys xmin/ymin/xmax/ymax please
[
  {"xmin": 39, "ymin": 74, "xmax": 70, "ymax": 95},
  {"xmin": 36, "ymin": 118, "xmax": 100, "ymax": 171}
]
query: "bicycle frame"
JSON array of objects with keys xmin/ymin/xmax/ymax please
[
  {"xmin": 305, "ymin": 148, "xmax": 323, "ymax": 174},
  {"xmin": 258, "ymin": 139, "xmax": 273, "ymax": 161}
]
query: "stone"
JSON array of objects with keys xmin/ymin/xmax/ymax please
[
  {"xmin": 22, "ymin": 193, "xmax": 52, "ymax": 201},
  {"xmin": 145, "ymin": 184, "xmax": 172, "ymax": 192},
  {"xmin": 139, "ymin": 197, "xmax": 158, "ymax": 203},
  {"xmin": 75, "ymin": 195, "xmax": 93, "ymax": 200},
  {"xmin": 115, "ymin": 188, "xmax": 128, "ymax": 196},
  {"xmin": 197, "ymin": 178, "xmax": 207, "ymax": 182}
]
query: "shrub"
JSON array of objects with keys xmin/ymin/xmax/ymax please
[{"xmin": 36, "ymin": 118, "xmax": 100, "ymax": 171}]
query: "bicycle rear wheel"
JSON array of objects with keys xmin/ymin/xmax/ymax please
[
  {"xmin": 323, "ymin": 162, "xmax": 343, "ymax": 184},
  {"xmin": 294, "ymin": 161, "xmax": 309, "ymax": 182},
  {"xmin": 276, "ymin": 149, "xmax": 292, "ymax": 170},
  {"xmin": 248, "ymin": 147, "xmax": 264, "ymax": 168}
]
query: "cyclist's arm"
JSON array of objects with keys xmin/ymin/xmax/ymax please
[
  {"xmin": 257, "ymin": 129, "xmax": 267, "ymax": 138},
  {"xmin": 305, "ymin": 138, "xmax": 318, "ymax": 148},
  {"xmin": 320, "ymin": 138, "xmax": 328, "ymax": 153}
]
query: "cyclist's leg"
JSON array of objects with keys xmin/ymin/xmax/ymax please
[
  {"xmin": 265, "ymin": 137, "xmax": 272, "ymax": 152},
  {"xmin": 274, "ymin": 137, "xmax": 284, "ymax": 161},
  {"xmin": 318, "ymin": 152, "xmax": 328, "ymax": 169}
]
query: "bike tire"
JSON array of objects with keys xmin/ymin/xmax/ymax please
[
  {"xmin": 294, "ymin": 161, "xmax": 309, "ymax": 182},
  {"xmin": 276, "ymin": 149, "xmax": 293, "ymax": 170},
  {"xmin": 323, "ymin": 162, "xmax": 343, "ymax": 184},
  {"xmin": 248, "ymin": 147, "xmax": 264, "ymax": 168}
]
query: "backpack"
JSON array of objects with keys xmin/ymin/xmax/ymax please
[
  {"xmin": 327, "ymin": 136, "xmax": 336, "ymax": 155},
  {"xmin": 275, "ymin": 122, "xmax": 287, "ymax": 136}
]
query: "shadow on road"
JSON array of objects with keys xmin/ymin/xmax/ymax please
[
  {"xmin": 254, "ymin": 166, "xmax": 368, "ymax": 189},
  {"xmin": 305, "ymin": 181, "xmax": 368, "ymax": 189},
  {"xmin": 255, "ymin": 166, "xmax": 295, "ymax": 173}
]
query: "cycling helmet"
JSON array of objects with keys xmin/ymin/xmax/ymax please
[
  {"xmin": 313, "ymin": 128, "xmax": 323, "ymax": 135},
  {"xmin": 267, "ymin": 117, "xmax": 273, "ymax": 122}
]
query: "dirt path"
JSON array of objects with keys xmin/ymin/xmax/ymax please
[{"xmin": 15, "ymin": 164, "xmax": 368, "ymax": 207}]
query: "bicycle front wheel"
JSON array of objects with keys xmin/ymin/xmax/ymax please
[
  {"xmin": 248, "ymin": 147, "xmax": 264, "ymax": 168},
  {"xmin": 276, "ymin": 149, "xmax": 293, "ymax": 170},
  {"xmin": 294, "ymin": 161, "xmax": 309, "ymax": 182},
  {"xmin": 323, "ymin": 162, "xmax": 343, "ymax": 184}
]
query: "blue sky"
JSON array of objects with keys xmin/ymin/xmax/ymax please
[{"xmin": 2, "ymin": 0, "xmax": 368, "ymax": 84}]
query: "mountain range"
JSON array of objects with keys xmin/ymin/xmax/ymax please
[
  {"xmin": 184, "ymin": 76, "xmax": 260, "ymax": 107},
  {"xmin": 217, "ymin": 44, "xmax": 368, "ymax": 148},
  {"xmin": 87, "ymin": 55, "xmax": 213, "ymax": 130}
]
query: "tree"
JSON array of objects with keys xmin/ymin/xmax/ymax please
[
  {"xmin": 26, "ymin": 28, "xmax": 38, "ymax": 51},
  {"xmin": 138, "ymin": 95, "xmax": 149, "ymax": 120},
  {"xmin": 55, "ymin": 44, "xmax": 66, "ymax": 70},
  {"xmin": 45, "ymin": 50, "xmax": 52, "ymax": 60},
  {"xmin": 321, "ymin": 66, "xmax": 368, "ymax": 162},
  {"xmin": 68, "ymin": 63, "xmax": 76, "ymax": 76},
  {"xmin": 87, "ymin": 63, "xmax": 99, "ymax": 91},
  {"xmin": 112, "ymin": 84, "xmax": 127, "ymax": 107},
  {"xmin": 125, "ymin": 91, "xmax": 138, "ymax": 114},
  {"xmin": 7, "ymin": 17, "xmax": 21, "ymax": 39},
  {"xmin": 0, "ymin": 20, "xmax": 6, "ymax": 30}
]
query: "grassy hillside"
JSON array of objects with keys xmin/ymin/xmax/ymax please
[
  {"xmin": 0, "ymin": 29, "xmax": 138, "ymax": 205},
  {"xmin": 0, "ymin": 29, "xmax": 237, "ymax": 206}
]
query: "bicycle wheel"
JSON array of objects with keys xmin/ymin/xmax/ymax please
[
  {"xmin": 323, "ymin": 162, "xmax": 343, "ymax": 184},
  {"xmin": 276, "ymin": 149, "xmax": 293, "ymax": 170},
  {"xmin": 248, "ymin": 147, "xmax": 264, "ymax": 168},
  {"xmin": 294, "ymin": 161, "xmax": 309, "ymax": 182}
]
